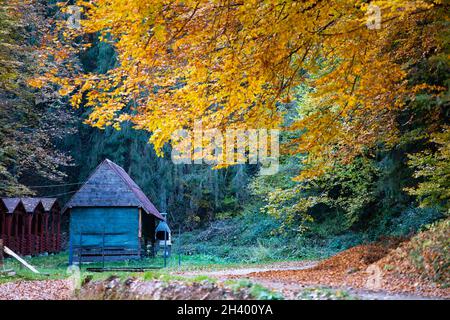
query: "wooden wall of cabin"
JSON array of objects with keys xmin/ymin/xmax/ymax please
[{"xmin": 69, "ymin": 207, "xmax": 140, "ymax": 263}]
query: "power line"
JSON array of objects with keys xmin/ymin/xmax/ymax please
[
  {"xmin": 41, "ymin": 190, "xmax": 79, "ymax": 198},
  {"xmin": 28, "ymin": 182, "xmax": 85, "ymax": 188}
]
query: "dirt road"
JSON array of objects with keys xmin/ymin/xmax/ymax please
[
  {"xmin": 178, "ymin": 261, "xmax": 317, "ymax": 278},
  {"xmin": 0, "ymin": 260, "xmax": 447, "ymax": 300},
  {"xmin": 177, "ymin": 261, "xmax": 448, "ymax": 300}
]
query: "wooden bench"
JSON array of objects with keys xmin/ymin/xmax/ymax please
[{"xmin": 73, "ymin": 246, "xmax": 141, "ymax": 264}]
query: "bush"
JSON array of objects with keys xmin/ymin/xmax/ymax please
[
  {"xmin": 324, "ymin": 232, "xmax": 368, "ymax": 252},
  {"xmin": 175, "ymin": 209, "xmax": 294, "ymax": 262},
  {"xmin": 389, "ymin": 207, "xmax": 443, "ymax": 236},
  {"xmin": 409, "ymin": 218, "xmax": 449, "ymax": 284}
]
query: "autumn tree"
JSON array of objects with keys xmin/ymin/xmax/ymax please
[
  {"xmin": 37, "ymin": 1, "xmax": 447, "ymax": 182},
  {"xmin": 0, "ymin": 0, "xmax": 74, "ymax": 196}
]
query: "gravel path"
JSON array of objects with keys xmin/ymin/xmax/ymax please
[
  {"xmin": 177, "ymin": 261, "xmax": 318, "ymax": 278},
  {"xmin": 177, "ymin": 261, "xmax": 447, "ymax": 300},
  {"xmin": 0, "ymin": 280, "xmax": 74, "ymax": 300}
]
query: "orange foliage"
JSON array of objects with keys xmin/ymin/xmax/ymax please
[{"xmin": 34, "ymin": 0, "xmax": 448, "ymax": 179}]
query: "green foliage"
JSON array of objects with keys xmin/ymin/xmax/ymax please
[
  {"xmin": 175, "ymin": 208, "xmax": 307, "ymax": 262},
  {"xmin": 251, "ymin": 156, "xmax": 380, "ymax": 234},
  {"xmin": 406, "ymin": 127, "xmax": 450, "ymax": 212},
  {"xmin": 387, "ymin": 207, "xmax": 443, "ymax": 237},
  {"xmin": 176, "ymin": 208, "xmax": 351, "ymax": 262},
  {"xmin": 226, "ymin": 280, "xmax": 283, "ymax": 300},
  {"xmin": 250, "ymin": 241, "xmax": 276, "ymax": 262},
  {"xmin": 296, "ymin": 287, "xmax": 356, "ymax": 300},
  {"xmin": 249, "ymin": 156, "xmax": 314, "ymax": 233},
  {"xmin": 142, "ymin": 270, "xmax": 185, "ymax": 282}
]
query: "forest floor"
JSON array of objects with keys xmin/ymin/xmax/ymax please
[
  {"xmin": 1, "ymin": 241, "xmax": 448, "ymax": 300},
  {"xmin": 1, "ymin": 257, "xmax": 445, "ymax": 300},
  {"xmin": 176, "ymin": 242, "xmax": 450, "ymax": 300},
  {"xmin": 0, "ymin": 279, "xmax": 73, "ymax": 300},
  {"xmin": 176, "ymin": 262, "xmax": 444, "ymax": 300}
]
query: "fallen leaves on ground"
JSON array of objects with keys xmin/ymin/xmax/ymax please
[
  {"xmin": 0, "ymin": 279, "xmax": 73, "ymax": 300},
  {"xmin": 372, "ymin": 238, "xmax": 449, "ymax": 297},
  {"xmin": 245, "ymin": 240, "xmax": 450, "ymax": 298}
]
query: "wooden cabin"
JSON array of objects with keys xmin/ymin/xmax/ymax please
[
  {"xmin": 64, "ymin": 159, "xmax": 164, "ymax": 264},
  {"xmin": 0, "ymin": 197, "xmax": 61, "ymax": 255}
]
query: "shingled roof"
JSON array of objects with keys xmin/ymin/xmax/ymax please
[
  {"xmin": 1, "ymin": 198, "xmax": 23, "ymax": 213},
  {"xmin": 19, "ymin": 198, "xmax": 44, "ymax": 213},
  {"xmin": 0, "ymin": 198, "xmax": 55, "ymax": 214},
  {"xmin": 40, "ymin": 198, "xmax": 58, "ymax": 211},
  {"xmin": 65, "ymin": 159, "xmax": 164, "ymax": 220}
]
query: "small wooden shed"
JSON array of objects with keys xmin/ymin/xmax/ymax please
[
  {"xmin": 64, "ymin": 159, "xmax": 164, "ymax": 263},
  {"xmin": 0, "ymin": 197, "xmax": 61, "ymax": 255}
]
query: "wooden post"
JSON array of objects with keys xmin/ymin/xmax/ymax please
[
  {"xmin": 26, "ymin": 215, "xmax": 32, "ymax": 255},
  {"xmin": 138, "ymin": 209, "xmax": 142, "ymax": 257},
  {"xmin": 102, "ymin": 228, "xmax": 105, "ymax": 269},
  {"xmin": 52, "ymin": 212, "xmax": 57, "ymax": 252},
  {"xmin": 3, "ymin": 246, "xmax": 39, "ymax": 274},
  {"xmin": 78, "ymin": 232, "xmax": 82, "ymax": 267},
  {"xmin": 21, "ymin": 214, "xmax": 26, "ymax": 254},
  {"xmin": 68, "ymin": 236, "xmax": 73, "ymax": 266},
  {"xmin": 0, "ymin": 239, "xmax": 4, "ymax": 269},
  {"xmin": 49, "ymin": 213, "xmax": 54, "ymax": 252},
  {"xmin": 44, "ymin": 214, "xmax": 49, "ymax": 252},
  {"xmin": 164, "ymin": 230, "xmax": 167, "ymax": 268},
  {"xmin": 14, "ymin": 214, "xmax": 18, "ymax": 237},
  {"xmin": 32, "ymin": 215, "xmax": 37, "ymax": 254},
  {"xmin": 40, "ymin": 213, "xmax": 45, "ymax": 253},
  {"xmin": 14, "ymin": 214, "xmax": 18, "ymax": 251},
  {"xmin": 56, "ymin": 213, "xmax": 61, "ymax": 251},
  {"xmin": 5, "ymin": 215, "xmax": 12, "ymax": 248}
]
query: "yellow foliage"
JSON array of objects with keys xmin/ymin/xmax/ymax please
[{"xmin": 39, "ymin": 0, "xmax": 448, "ymax": 179}]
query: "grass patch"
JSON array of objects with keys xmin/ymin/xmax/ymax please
[
  {"xmin": 224, "ymin": 279, "xmax": 284, "ymax": 300},
  {"xmin": 1, "ymin": 253, "xmax": 69, "ymax": 283},
  {"xmin": 0, "ymin": 251, "xmax": 259, "ymax": 284},
  {"xmin": 297, "ymin": 287, "xmax": 357, "ymax": 300}
]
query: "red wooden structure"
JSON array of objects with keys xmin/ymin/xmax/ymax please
[{"xmin": 0, "ymin": 198, "xmax": 61, "ymax": 255}]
